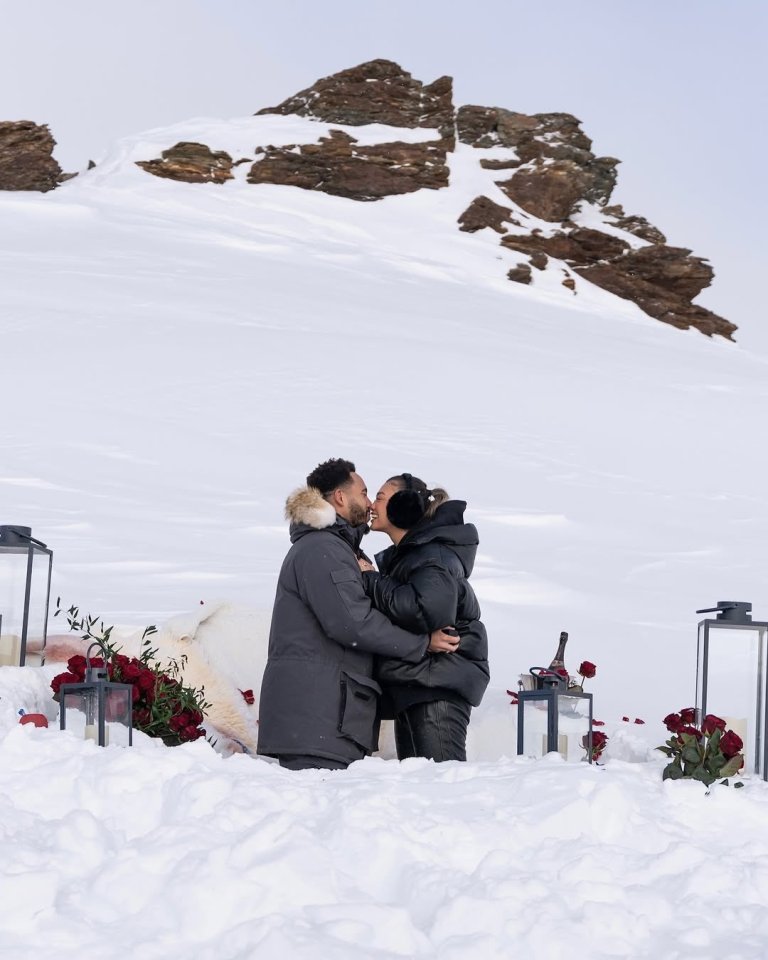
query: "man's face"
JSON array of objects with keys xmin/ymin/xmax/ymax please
[{"xmin": 338, "ymin": 472, "xmax": 372, "ymax": 526}]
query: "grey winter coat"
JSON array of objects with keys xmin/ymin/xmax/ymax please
[{"xmin": 257, "ymin": 486, "xmax": 430, "ymax": 765}]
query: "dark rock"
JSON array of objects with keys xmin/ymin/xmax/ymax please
[
  {"xmin": 0, "ymin": 121, "xmax": 62, "ymax": 192},
  {"xmin": 508, "ymin": 263, "xmax": 532, "ymax": 284},
  {"xmin": 479, "ymin": 157, "xmax": 521, "ymax": 171},
  {"xmin": 602, "ymin": 204, "xmax": 666, "ymax": 244},
  {"xmin": 257, "ymin": 59, "xmax": 455, "ymax": 136},
  {"xmin": 458, "ymin": 195, "xmax": 520, "ymax": 233},
  {"xmin": 530, "ymin": 251, "xmax": 548, "ymax": 271},
  {"xmin": 247, "ymin": 128, "xmax": 448, "ymax": 201},
  {"xmin": 502, "ymin": 227, "xmax": 629, "ymax": 264},
  {"xmin": 497, "ymin": 160, "xmax": 593, "ymax": 222},
  {"xmin": 577, "ymin": 259, "xmax": 735, "ymax": 338},
  {"xmin": 562, "ymin": 275, "xmax": 576, "ymax": 292},
  {"xmin": 136, "ymin": 142, "xmax": 234, "ymax": 183},
  {"xmin": 458, "ymin": 107, "xmax": 618, "ymax": 220}
]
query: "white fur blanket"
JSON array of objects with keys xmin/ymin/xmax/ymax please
[{"xmin": 44, "ymin": 600, "xmax": 271, "ymax": 755}]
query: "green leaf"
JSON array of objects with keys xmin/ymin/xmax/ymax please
[
  {"xmin": 709, "ymin": 727, "xmax": 722, "ymax": 750},
  {"xmin": 719, "ymin": 755, "xmax": 744, "ymax": 778},
  {"xmin": 663, "ymin": 761, "xmax": 684, "ymax": 781},
  {"xmin": 682, "ymin": 743, "xmax": 702, "ymax": 765},
  {"xmin": 691, "ymin": 765, "xmax": 716, "ymax": 786}
]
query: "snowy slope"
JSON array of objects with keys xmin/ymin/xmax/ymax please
[{"xmin": 2, "ymin": 112, "xmax": 768, "ymax": 730}]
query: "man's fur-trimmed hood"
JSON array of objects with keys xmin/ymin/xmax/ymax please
[{"xmin": 285, "ymin": 486, "xmax": 337, "ymax": 530}]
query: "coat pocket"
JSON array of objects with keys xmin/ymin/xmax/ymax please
[
  {"xmin": 338, "ymin": 670, "xmax": 382, "ymax": 751},
  {"xmin": 330, "ymin": 567, "xmax": 368, "ymax": 622}
]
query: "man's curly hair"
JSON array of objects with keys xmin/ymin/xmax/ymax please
[{"xmin": 306, "ymin": 458, "xmax": 356, "ymax": 497}]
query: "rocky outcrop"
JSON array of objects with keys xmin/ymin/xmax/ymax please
[
  {"xmin": 458, "ymin": 195, "xmax": 520, "ymax": 234},
  {"xmin": 578, "ymin": 252, "xmax": 735, "ymax": 338},
  {"xmin": 458, "ymin": 106, "xmax": 618, "ymax": 222},
  {"xmin": 128, "ymin": 59, "xmax": 735, "ymax": 339},
  {"xmin": 257, "ymin": 59, "xmax": 455, "ymax": 136},
  {"xmin": 136, "ymin": 142, "xmax": 234, "ymax": 183},
  {"xmin": 0, "ymin": 121, "xmax": 62, "ymax": 191},
  {"xmin": 601, "ymin": 204, "xmax": 666, "ymax": 244},
  {"xmin": 497, "ymin": 226, "xmax": 735, "ymax": 338},
  {"xmin": 501, "ymin": 228, "xmax": 630, "ymax": 265},
  {"xmin": 247, "ymin": 129, "xmax": 448, "ymax": 201}
]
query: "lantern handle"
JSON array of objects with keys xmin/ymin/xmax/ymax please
[
  {"xmin": 6, "ymin": 528, "xmax": 49, "ymax": 549},
  {"xmin": 85, "ymin": 640, "xmax": 110, "ymax": 682}
]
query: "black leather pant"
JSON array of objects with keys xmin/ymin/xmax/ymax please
[{"xmin": 394, "ymin": 699, "xmax": 471, "ymax": 762}]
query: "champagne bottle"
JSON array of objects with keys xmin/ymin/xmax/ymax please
[{"xmin": 548, "ymin": 631, "xmax": 569, "ymax": 679}]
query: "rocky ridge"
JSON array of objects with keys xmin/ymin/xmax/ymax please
[
  {"xmin": 0, "ymin": 121, "xmax": 62, "ymax": 191},
  {"xmin": 0, "ymin": 61, "xmax": 734, "ymax": 339}
]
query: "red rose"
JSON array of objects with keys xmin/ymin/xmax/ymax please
[
  {"xmin": 679, "ymin": 707, "xmax": 696, "ymax": 724},
  {"xmin": 51, "ymin": 671, "xmax": 80, "ymax": 695},
  {"xmin": 677, "ymin": 725, "xmax": 702, "ymax": 739},
  {"xmin": 663, "ymin": 712, "xmax": 684, "ymax": 733},
  {"xmin": 701, "ymin": 714, "xmax": 726, "ymax": 736},
  {"xmin": 719, "ymin": 729, "xmax": 744, "ymax": 759},
  {"xmin": 67, "ymin": 655, "xmax": 87, "ymax": 678},
  {"xmin": 240, "ymin": 689, "xmax": 255, "ymax": 705},
  {"xmin": 122, "ymin": 662, "xmax": 143, "ymax": 682},
  {"xmin": 183, "ymin": 724, "xmax": 202, "ymax": 741},
  {"xmin": 133, "ymin": 708, "xmax": 151, "ymax": 727},
  {"xmin": 137, "ymin": 672, "xmax": 155, "ymax": 692},
  {"xmin": 578, "ymin": 661, "xmax": 596, "ymax": 680}
]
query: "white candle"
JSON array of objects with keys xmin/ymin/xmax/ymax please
[
  {"xmin": 84, "ymin": 724, "xmax": 109, "ymax": 746},
  {"xmin": 0, "ymin": 634, "xmax": 20, "ymax": 667}
]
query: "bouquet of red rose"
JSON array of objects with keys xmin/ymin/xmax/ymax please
[
  {"xmin": 657, "ymin": 708, "xmax": 744, "ymax": 786},
  {"xmin": 51, "ymin": 603, "xmax": 209, "ymax": 745}
]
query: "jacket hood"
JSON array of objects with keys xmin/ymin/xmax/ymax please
[
  {"xmin": 285, "ymin": 485, "xmax": 367, "ymax": 551},
  {"xmin": 285, "ymin": 486, "xmax": 337, "ymax": 530},
  {"xmin": 377, "ymin": 500, "xmax": 479, "ymax": 576}
]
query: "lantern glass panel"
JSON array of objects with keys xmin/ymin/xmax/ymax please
[
  {"xmin": 518, "ymin": 691, "xmax": 592, "ymax": 762},
  {"xmin": 22, "ymin": 553, "xmax": 51, "ymax": 666},
  {"xmin": 61, "ymin": 683, "xmax": 133, "ymax": 747},
  {"xmin": 0, "ymin": 547, "xmax": 29, "ymax": 666},
  {"xmin": 556, "ymin": 694, "xmax": 592, "ymax": 763},
  {"xmin": 697, "ymin": 623, "xmax": 768, "ymax": 776},
  {"xmin": 520, "ymin": 696, "xmax": 552, "ymax": 759},
  {"xmin": 0, "ymin": 541, "xmax": 51, "ymax": 666}
]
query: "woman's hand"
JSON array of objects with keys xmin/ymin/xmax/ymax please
[
  {"xmin": 358, "ymin": 557, "xmax": 375, "ymax": 572},
  {"xmin": 428, "ymin": 627, "xmax": 460, "ymax": 654}
]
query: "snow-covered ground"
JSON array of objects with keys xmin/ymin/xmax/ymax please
[{"xmin": 2, "ymin": 112, "xmax": 768, "ymax": 957}]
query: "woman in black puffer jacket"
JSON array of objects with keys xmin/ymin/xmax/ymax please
[{"xmin": 360, "ymin": 473, "xmax": 490, "ymax": 762}]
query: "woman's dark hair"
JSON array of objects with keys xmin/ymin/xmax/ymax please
[
  {"xmin": 386, "ymin": 473, "xmax": 449, "ymax": 530},
  {"xmin": 307, "ymin": 458, "xmax": 355, "ymax": 497}
]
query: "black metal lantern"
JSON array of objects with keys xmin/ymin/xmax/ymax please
[
  {"xmin": 59, "ymin": 642, "xmax": 133, "ymax": 747},
  {"xmin": 0, "ymin": 525, "xmax": 53, "ymax": 667},
  {"xmin": 695, "ymin": 600, "xmax": 768, "ymax": 778},
  {"xmin": 517, "ymin": 667, "xmax": 594, "ymax": 762}
]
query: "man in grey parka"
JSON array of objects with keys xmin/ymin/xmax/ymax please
[{"xmin": 257, "ymin": 458, "xmax": 459, "ymax": 771}]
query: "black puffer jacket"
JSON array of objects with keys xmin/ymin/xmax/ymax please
[
  {"xmin": 257, "ymin": 487, "xmax": 429, "ymax": 765},
  {"xmin": 363, "ymin": 500, "xmax": 490, "ymax": 714}
]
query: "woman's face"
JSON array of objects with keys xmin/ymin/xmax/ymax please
[{"xmin": 369, "ymin": 480, "xmax": 401, "ymax": 535}]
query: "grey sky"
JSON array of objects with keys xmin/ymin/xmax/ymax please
[{"xmin": 2, "ymin": 0, "xmax": 766, "ymax": 348}]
